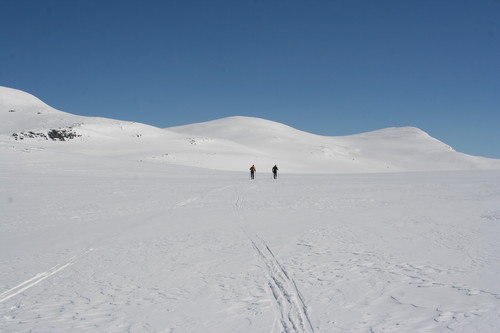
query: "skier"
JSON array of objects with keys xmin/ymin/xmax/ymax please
[
  {"xmin": 272, "ymin": 165, "xmax": 278, "ymax": 179},
  {"xmin": 250, "ymin": 165, "xmax": 256, "ymax": 179}
]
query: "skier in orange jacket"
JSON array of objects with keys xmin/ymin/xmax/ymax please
[{"xmin": 250, "ymin": 165, "xmax": 256, "ymax": 179}]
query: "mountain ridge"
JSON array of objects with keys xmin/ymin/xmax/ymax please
[{"xmin": 1, "ymin": 86, "xmax": 499, "ymax": 173}]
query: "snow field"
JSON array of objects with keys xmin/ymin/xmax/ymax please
[{"xmin": 1, "ymin": 148, "xmax": 499, "ymax": 332}]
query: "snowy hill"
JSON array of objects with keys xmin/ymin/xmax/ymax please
[
  {"xmin": 168, "ymin": 116, "xmax": 500, "ymax": 172},
  {"xmin": 1, "ymin": 86, "xmax": 500, "ymax": 173}
]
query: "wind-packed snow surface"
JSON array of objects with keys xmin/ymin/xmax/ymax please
[{"xmin": 1, "ymin": 86, "xmax": 500, "ymax": 332}]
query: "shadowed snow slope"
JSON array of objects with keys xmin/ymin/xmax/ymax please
[{"xmin": 2, "ymin": 86, "xmax": 500, "ymax": 173}]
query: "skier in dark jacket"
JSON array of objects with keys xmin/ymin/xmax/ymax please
[{"xmin": 272, "ymin": 165, "xmax": 278, "ymax": 179}]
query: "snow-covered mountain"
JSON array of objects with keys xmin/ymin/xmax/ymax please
[
  {"xmin": 168, "ymin": 117, "xmax": 500, "ymax": 172},
  {"xmin": 1, "ymin": 86, "xmax": 499, "ymax": 173}
]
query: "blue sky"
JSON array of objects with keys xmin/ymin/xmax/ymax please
[{"xmin": 1, "ymin": 0, "xmax": 499, "ymax": 158}]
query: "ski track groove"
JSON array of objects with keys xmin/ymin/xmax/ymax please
[
  {"xmin": 234, "ymin": 186, "xmax": 315, "ymax": 333},
  {"xmin": 0, "ymin": 248, "xmax": 93, "ymax": 304},
  {"xmin": 173, "ymin": 184, "xmax": 234, "ymax": 209},
  {"xmin": 250, "ymin": 237, "xmax": 315, "ymax": 333}
]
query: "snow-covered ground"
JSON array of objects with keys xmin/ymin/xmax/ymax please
[{"xmin": 1, "ymin": 86, "xmax": 500, "ymax": 332}]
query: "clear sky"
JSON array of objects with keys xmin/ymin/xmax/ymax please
[{"xmin": 1, "ymin": 0, "xmax": 499, "ymax": 158}]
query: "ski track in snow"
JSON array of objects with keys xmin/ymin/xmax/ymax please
[
  {"xmin": 235, "ymin": 187, "xmax": 315, "ymax": 333},
  {"xmin": 250, "ymin": 236, "xmax": 315, "ymax": 333},
  {"xmin": 173, "ymin": 184, "xmax": 234, "ymax": 209},
  {"xmin": 172, "ymin": 184, "xmax": 310, "ymax": 332},
  {"xmin": 0, "ymin": 248, "xmax": 93, "ymax": 304}
]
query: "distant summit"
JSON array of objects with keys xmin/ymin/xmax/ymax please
[
  {"xmin": 0, "ymin": 86, "xmax": 82, "ymax": 135},
  {"xmin": 1, "ymin": 86, "xmax": 499, "ymax": 173},
  {"xmin": 0, "ymin": 86, "xmax": 54, "ymax": 110}
]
